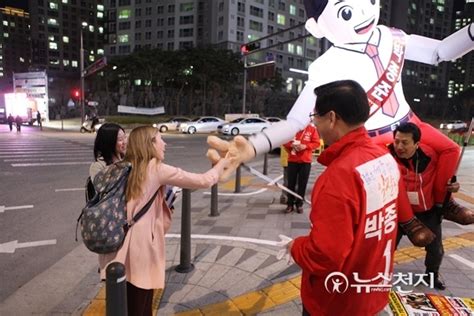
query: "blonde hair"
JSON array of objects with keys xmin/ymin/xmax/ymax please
[{"xmin": 124, "ymin": 126, "xmax": 160, "ymax": 201}]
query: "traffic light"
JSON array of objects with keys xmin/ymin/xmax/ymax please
[
  {"xmin": 72, "ymin": 89, "xmax": 80, "ymax": 100},
  {"xmin": 240, "ymin": 42, "xmax": 261, "ymax": 55}
]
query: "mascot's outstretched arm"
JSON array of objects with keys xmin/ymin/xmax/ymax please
[{"xmin": 406, "ymin": 23, "xmax": 474, "ymax": 64}]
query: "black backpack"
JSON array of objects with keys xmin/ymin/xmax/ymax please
[{"xmin": 85, "ymin": 176, "xmax": 96, "ymax": 202}]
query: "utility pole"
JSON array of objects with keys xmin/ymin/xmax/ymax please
[
  {"xmin": 242, "ymin": 55, "xmax": 247, "ymax": 114},
  {"xmin": 80, "ymin": 28, "xmax": 85, "ymax": 124}
]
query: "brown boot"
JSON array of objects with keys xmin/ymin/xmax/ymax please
[
  {"xmin": 400, "ymin": 217, "xmax": 436, "ymax": 247},
  {"xmin": 443, "ymin": 198, "xmax": 474, "ymax": 225}
]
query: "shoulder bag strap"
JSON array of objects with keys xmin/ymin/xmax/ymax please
[{"xmin": 128, "ymin": 188, "xmax": 161, "ymax": 227}]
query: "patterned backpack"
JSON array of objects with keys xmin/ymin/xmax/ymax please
[{"xmin": 77, "ymin": 162, "xmax": 158, "ymax": 254}]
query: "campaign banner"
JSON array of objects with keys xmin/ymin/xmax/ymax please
[{"xmin": 117, "ymin": 105, "xmax": 165, "ymax": 115}]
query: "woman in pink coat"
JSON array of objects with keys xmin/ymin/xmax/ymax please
[{"xmin": 99, "ymin": 126, "xmax": 229, "ymax": 315}]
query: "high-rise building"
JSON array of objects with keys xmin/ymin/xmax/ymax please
[
  {"xmin": 0, "ymin": 7, "xmax": 31, "ymax": 89},
  {"xmin": 448, "ymin": 0, "xmax": 474, "ymax": 99},
  {"xmin": 26, "ymin": 0, "xmax": 106, "ymax": 117},
  {"xmin": 104, "ymin": 0, "xmax": 322, "ymax": 94}
]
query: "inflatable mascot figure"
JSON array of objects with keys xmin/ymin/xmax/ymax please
[{"xmin": 207, "ymin": 0, "xmax": 474, "ymax": 244}]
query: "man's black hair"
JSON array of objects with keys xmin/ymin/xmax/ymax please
[
  {"xmin": 94, "ymin": 123, "xmax": 124, "ymax": 165},
  {"xmin": 393, "ymin": 122, "xmax": 421, "ymax": 143},
  {"xmin": 314, "ymin": 80, "xmax": 370, "ymax": 126}
]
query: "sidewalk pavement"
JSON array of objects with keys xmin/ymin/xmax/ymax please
[{"xmin": 80, "ymin": 156, "xmax": 474, "ymax": 315}]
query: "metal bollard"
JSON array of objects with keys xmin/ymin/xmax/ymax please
[
  {"xmin": 106, "ymin": 262, "xmax": 127, "ymax": 316},
  {"xmin": 210, "ymin": 183, "xmax": 219, "ymax": 217},
  {"xmin": 175, "ymin": 189, "xmax": 194, "ymax": 273},
  {"xmin": 235, "ymin": 164, "xmax": 241, "ymax": 193},
  {"xmin": 263, "ymin": 153, "xmax": 268, "ymax": 175}
]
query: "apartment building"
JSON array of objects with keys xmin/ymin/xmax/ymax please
[
  {"xmin": 105, "ymin": 0, "xmax": 322, "ymax": 94},
  {"xmin": 0, "ymin": 7, "xmax": 31, "ymax": 88}
]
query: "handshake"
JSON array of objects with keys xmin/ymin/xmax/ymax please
[{"xmin": 206, "ymin": 135, "xmax": 256, "ymax": 181}]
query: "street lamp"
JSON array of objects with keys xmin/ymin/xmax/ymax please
[{"xmin": 80, "ymin": 22, "xmax": 87, "ymax": 124}]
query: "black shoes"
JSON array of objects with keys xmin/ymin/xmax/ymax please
[
  {"xmin": 425, "ymin": 271, "xmax": 446, "ymax": 290},
  {"xmin": 285, "ymin": 205, "xmax": 293, "ymax": 213},
  {"xmin": 285, "ymin": 205, "xmax": 303, "ymax": 214}
]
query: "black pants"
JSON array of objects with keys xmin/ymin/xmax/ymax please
[
  {"xmin": 8, "ymin": 122, "xmax": 12, "ymax": 131},
  {"xmin": 287, "ymin": 162, "xmax": 311, "ymax": 207},
  {"xmin": 127, "ymin": 282, "xmax": 153, "ymax": 316},
  {"xmin": 397, "ymin": 207, "xmax": 444, "ymax": 272}
]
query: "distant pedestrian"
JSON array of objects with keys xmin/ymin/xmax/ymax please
[
  {"xmin": 7, "ymin": 114, "xmax": 14, "ymax": 132},
  {"xmin": 283, "ymin": 123, "xmax": 320, "ymax": 213},
  {"xmin": 279, "ymin": 145, "xmax": 288, "ymax": 204},
  {"xmin": 36, "ymin": 112, "xmax": 42, "ymax": 130},
  {"xmin": 15, "ymin": 115, "xmax": 22, "ymax": 132}
]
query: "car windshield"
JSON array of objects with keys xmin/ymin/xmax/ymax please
[
  {"xmin": 230, "ymin": 118, "xmax": 244, "ymax": 123},
  {"xmin": 191, "ymin": 118, "xmax": 200, "ymax": 122}
]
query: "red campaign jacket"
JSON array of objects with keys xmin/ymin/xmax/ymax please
[
  {"xmin": 291, "ymin": 127, "xmax": 404, "ymax": 316},
  {"xmin": 389, "ymin": 143, "xmax": 438, "ymax": 212},
  {"xmin": 283, "ymin": 124, "xmax": 320, "ymax": 164}
]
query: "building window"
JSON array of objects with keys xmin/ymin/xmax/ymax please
[
  {"xmin": 119, "ymin": 21, "xmax": 131, "ymax": 30},
  {"xmin": 179, "ymin": 15, "xmax": 194, "ymax": 24},
  {"xmin": 157, "ymin": 18, "xmax": 164, "ymax": 26},
  {"xmin": 289, "ymin": 4, "xmax": 296, "ymax": 15},
  {"xmin": 250, "ymin": 6, "xmax": 263, "ymax": 17},
  {"xmin": 268, "ymin": 11, "xmax": 274, "ymax": 21},
  {"xmin": 135, "ymin": 8, "xmax": 141, "ymax": 16},
  {"xmin": 237, "ymin": 2, "xmax": 245, "ymax": 13},
  {"xmin": 168, "ymin": 4, "xmax": 175, "ymax": 13},
  {"xmin": 179, "ymin": 28, "xmax": 194, "ymax": 37},
  {"xmin": 118, "ymin": 34, "xmax": 129, "ymax": 43},
  {"xmin": 157, "ymin": 30, "xmax": 163, "ymax": 39},
  {"xmin": 145, "ymin": 7, "xmax": 152, "ymax": 15},
  {"xmin": 168, "ymin": 29, "xmax": 174, "ymax": 38},
  {"xmin": 180, "ymin": 3, "xmax": 194, "ymax": 12},
  {"xmin": 119, "ymin": 45, "xmax": 131, "ymax": 54},
  {"xmin": 277, "ymin": 14, "xmax": 285, "ymax": 25},
  {"xmin": 145, "ymin": 19, "xmax": 152, "ymax": 27},
  {"xmin": 218, "ymin": 2, "xmax": 224, "ymax": 11},
  {"xmin": 63, "ymin": 59, "xmax": 70, "ymax": 66},
  {"xmin": 296, "ymin": 45, "xmax": 303, "ymax": 55},
  {"xmin": 236, "ymin": 31, "xmax": 244, "ymax": 41},
  {"xmin": 48, "ymin": 18, "xmax": 58, "ymax": 25},
  {"xmin": 288, "ymin": 43, "xmax": 295, "ymax": 53},
  {"xmin": 145, "ymin": 32, "xmax": 151, "ymax": 40},
  {"xmin": 157, "ymin": 5, "xmax": 164, "ymax": 13},
  {"xmin": 168, "ymin": 17, "xmax": 175, "ymax": 25},
  {"xmin": 72, "ymin": 60, "xmax": 78, "ymax": 67},
  {"xmin": 118, "ymin": 9, "xmax": 131, "ymax": 19},
  {"xmin": 237, "ymin": 17, "xmax": 244, "ymax": 27},
  {"xmin": 135, "ymin": 33, "xmax": 142, "ymax": 40},
  {"xmin": 118, "ymin": 0, "xmax": 131, "ymax": 5},
  {"xmin": 218, "ymin": 16, "xmax": 224, "ymax": 26},
  {"xmin": 49, "ymin": 2, "xmax": 59, "ymax": 10},
  {"xmin": 49, "ymin": 42, "xmax": 58, "ymax": 50},
  {"xmin": 136, "ymin": 20, "xmax": 142, "ymax": 28},
  {"xmin": 179, "ymin": 41, "xmax": 193, "ymax": 49},
  {"xmin": 62, "ymin": 36, "xmax": 69, "ymax": 43},
  {"xmin": 167, "ymin": 42, "xmax": 174, "ymax": 50},
  {"xmin": 249, "ymin": 20, "xmax": 263, "ymax": 32},
  {"xmin": 278, "ymin": 1, "xmax": 285, "ymax": 11}
]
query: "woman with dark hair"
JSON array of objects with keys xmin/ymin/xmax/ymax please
[{"xmin": 89, "ymin": 123, "xmax": 127, "ymax": 181}]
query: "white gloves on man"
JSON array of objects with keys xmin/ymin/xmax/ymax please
[{"xmin": 275, "ymin": 234, "xmax": 294, "ymax": 264}]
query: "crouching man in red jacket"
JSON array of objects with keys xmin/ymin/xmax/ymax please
[{"xmin": 288, "ymin": 80, "xmax": 407, "ymax": 316}]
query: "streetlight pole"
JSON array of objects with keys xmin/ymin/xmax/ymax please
[
  {"xmin": 242, "ymin": 55, "xmax": 247, "ymax": 114},
  {"xmin": 80, "ymin": 28, "xmax": 85, "ymax": 124}
]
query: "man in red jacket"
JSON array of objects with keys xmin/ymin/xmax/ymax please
[
  {"xmin": 283, "ymin": 124, "xmax": 320, "ymax": 213},
  {"xmin": 289, "ymin": 80, "xmax": 405, "ymax": 316},
  {"xmin": 389, "ymin": 122, "xmax": 468, "ymax": 290}
]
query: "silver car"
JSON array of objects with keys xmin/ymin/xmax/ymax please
[
  {"xmin": 153, "ymin": 117, "xmax": 191, "ymax": 132},
  {"xmin": 220, "ymin": 117, "xmax": 271, "ymax": 136},
  {"xmin": 180, "ymin": 116, "xmax": 225, "ymax": 134}
]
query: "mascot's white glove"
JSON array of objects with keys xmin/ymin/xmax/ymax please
[{"xmin": 275, "ymin": 234, "xmax": 294, "ymax": 264}]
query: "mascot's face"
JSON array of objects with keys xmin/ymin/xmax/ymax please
[{"xmin": 306, "ymin": 0, "xmax": 380, "ymax": 46}]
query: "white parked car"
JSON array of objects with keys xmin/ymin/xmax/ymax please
[
  {"xmin": 220, "ymin": 117, "xmax": 271, "ymax": 136},
  {"xmin": 153, "ymin": 117, "xmax": 191, "ymax": 132},
  {"xmin": 180, "ymin": 116, "xmax": 225, "ymax": 134},
  {"xmin": 218, "ymin": 118, "xmax": 244, "ymax": 134},
  {"xmin": 439, "ymin": 120, "xmax": 467, "ymax": 130},
  {"xmin": 264, "ymin": 117, "xmax": 284, "ymax": 124}
]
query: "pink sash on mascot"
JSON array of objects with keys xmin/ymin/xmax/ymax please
[{"xmin": 367, "ymin": 29, "xmax": 407, "ymax": 117}]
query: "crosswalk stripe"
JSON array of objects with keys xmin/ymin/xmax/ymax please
[
  {"xmin": 4, "ymin": 157, "xmax": 91, "ymax": 162},
  {"xmin": 11, "ymin": 162, "xmax": 91, "ymax": 167},
  {"xmin": 0, "ymin": 153, "xmax": 90, "ymax": 158}
]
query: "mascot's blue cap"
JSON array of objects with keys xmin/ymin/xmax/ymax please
[{"xmin": 304, "ymin": 0, "xmax": 328, "ymax": 21}]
